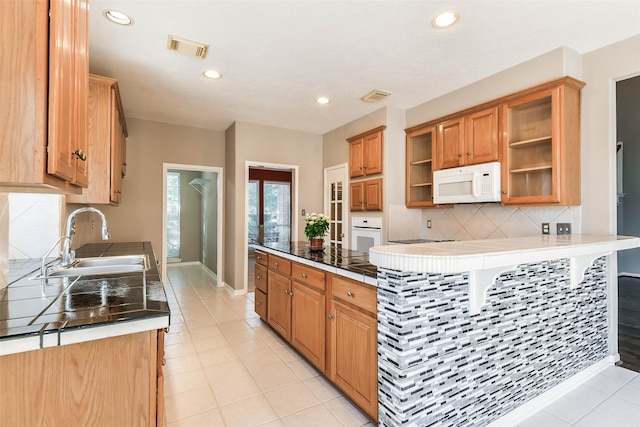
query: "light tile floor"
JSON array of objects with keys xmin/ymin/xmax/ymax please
[{"xmin": 164, "ymin": 265, "xmax": 640, "ymax": 427}]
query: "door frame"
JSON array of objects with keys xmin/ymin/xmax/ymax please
[
  {"xmin": 161, "ymin": 163, "xmax": 224, "ymax": 285},
  {"xmin": 324, "ymin": 163, "xmax": 349, "ymax": 248},
  {"xmin": 244, "ymin": 161, "xmax": 299, "ymax": 292}
]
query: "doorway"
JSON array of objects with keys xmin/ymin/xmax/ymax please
[
  {"xmin": 161, "ymin": 163, "xmax": 223, "ymax": 285},
  {"xmin": 247, "ymin": 166, "xmax": 293, "ymax": 292},
  {"xmin": 324, "ymin": 163, "xmax": 349, "ymax": 249}
]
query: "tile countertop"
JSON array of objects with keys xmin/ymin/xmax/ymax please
[
  {"xmin": 0, "ymin": 242, "xmax": 170, "ymax": 356},
  {"xmin": 253, "ymin": 241, "xmax": 378, "ymax": 286},
  {"xmin": 369, "ymin": 234, "xmax": 640, "ymax": 274},
  {"xmin": 370, "ymin": 234, "xmax": 640, "ymax": 315}
]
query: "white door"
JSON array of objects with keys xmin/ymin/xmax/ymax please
[{"xmin": 324, "ymin": 163, "xmax": 348, "ymax": 249}]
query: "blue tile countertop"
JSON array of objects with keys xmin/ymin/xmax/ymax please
[
  {"xmin": 0, "ymin": 241, "xmax": 170, "ymax": 356},
  {"xmin": 253, "ymin": 241, "xmax": 378, "ymax": 284}
]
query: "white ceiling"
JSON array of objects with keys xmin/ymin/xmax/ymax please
[{"xmin": 89, "ymin": 1, "xmax": 640, "ymax": 135}]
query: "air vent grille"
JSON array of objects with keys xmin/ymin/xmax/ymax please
[
  {"xmin": 361, "ymin": 89, "xmax": 392, "ymax": 102},
  {"xmin": 166, "ymin": 34, "xmax": 209, "ymax": 59}
]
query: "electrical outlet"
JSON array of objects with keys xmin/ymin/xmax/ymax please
[
  {"xmin": 427, "ymin": 220, "xmax": 432, "ymax": 229},
  {"xmin": 541, "ymin": 223, "xmax": 550, "ymax": 235},
  {"xmin": 557, "ymin": 223, "xmax": 572, "ymax": 235}
]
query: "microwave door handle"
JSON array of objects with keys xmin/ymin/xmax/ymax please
[{"xmin": 472, "ymin": 173, "xmax": 480, "ymax": 198}]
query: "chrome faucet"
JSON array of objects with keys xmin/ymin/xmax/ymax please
[{"xmin": 61, "ymin": 207, "xmax": 110, "ymax": 266}]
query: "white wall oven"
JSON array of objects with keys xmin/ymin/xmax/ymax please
[{"xmin": 351, "ymin": 216, "xmax": 382, "ymax": 253}]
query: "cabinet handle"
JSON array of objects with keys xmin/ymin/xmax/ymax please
[
  {"xmin": 466, "ymin": 152, "xmax": 471, "ymax": 156},
  {"xmin": 302, "ymin": 273, "xmax": 308, "ymax": 278},
  {"xmin": 502, "ymin": 191, "xmax": 507, "ymax": 195},
  {"xmin": 363, "ymin": 165, "xmax": 367, "ymax": 169},
  {"xmin": 364, "ymin": 200, "xmax": 368, "ymax": 205},
  {"xmin": 284, "ymin": 290, "xmax": 289, "ymax": 295},
  {"xmin": 328, "ymin": 314, "xmax": 334, "ymax": 320},
  {"xmin": 457, "ymin": 153, "xmax": 463, "ymax": 158},
  {"xmin": 256, "ymin": 302, "xmax": 262, "ymax": 306},
  {"xmin": 256, "ymin": 275, "xmax": 261, "ymax": 280},
  {"xmin": 274, "ymin": 262, "xmax": 279, "ymax": 267},
  {"xmin": 346, "ymin": 291, "xmax": 354, "ymax": 297},
  {"xmin": 72, "ymin": 149, "xmax": 87, "ymax": 161},
  {"xmin": 359, "ymin": 166, "xmax": 363, "ymax": 170}
]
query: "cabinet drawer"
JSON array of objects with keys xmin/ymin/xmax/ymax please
[
  {"xmin": 331, "ymin": 275, "xmax": 377, "ymax": 314},
  {"xmin": 269, "ymin": 255, "xmax": 292, "ymax": 276},
  {"xmin": 292, "ymin": 263, "xmax": 325, "ymax": 291},
  {"xmin": 255, "ymin": 289, "xmax": 267, "ymax": 321},
  {"xmin": 255, "ymin": 249, "xmax": 269, "ymax": 267},
  {"xmin": 255, "ymin": 263, "xmax": 268, "ymax": 293}
]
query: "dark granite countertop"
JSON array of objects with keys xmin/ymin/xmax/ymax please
[
  {"xmin": 254, "ymin": 241, "xmax": 378, "ymax": 278},
  {"xmin": 0, "ymin": 242, "xmax": 170, "ymax": 354}
]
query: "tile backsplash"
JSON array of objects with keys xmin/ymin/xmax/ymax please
[
  {"xmin": 388, "ymin": 203, "xmax": 580, "ymax": 241},
  {"xmin": 8, "ymin": 193, "xmax": 64, "ymax": 259}
]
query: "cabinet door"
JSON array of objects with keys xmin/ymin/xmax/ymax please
[
  {"xmin": 71, "ymin": 0, "xmax": 89, "ymax": 188},
  {"xmin": 329, "ymin": 299, "xmax": 378, "ymax": 420},
  {"xmin": 111, "ymin": 92, "xmax": 125, "ymax": 204},
  {"xmin": 406, "ymin": 126, "xmax": 436, "ymax": 208},
  {"xmin": 267, "ymin": 270, "xmax": 292, "ymax": 341},
  {"xmin": 255, "ymin": 289, "xmax": 267, "ymax": 321},
  {"xmin": 437, "ymin": 117, "xmax": 464, "ymax": 169},
  {"xmin": 156, "ymin": 329, "xmax": 165, "ymax": 427},
  {"xmin": 349, "ymin": 138, "xmax": 364, "ymax": 178},
  {"xmin": 291, "ymin": 281, "xmax": 325, "ymax": 371},
  {"xmin": 501, "ymin": 88, "xmax": 559, "ymax": 204},
  {"xmin": 364, "ymin": 178, "xmax": 383, "ymax": 211},
  {"xmin": 255, "ymin": 263, "xmax": 268, "ymax": 293},
  {"xmin": 47, "ymin": 0, "xmax": 78, "ymax": 182},
  {"xmin": 466, "ymin": 106, "xmax": 499, "ymax": 165},
  {"xmin": 350, "ymin": 182, "xmax": 365, "ymax": 211},
  {"xmin": 363, "ymin": 131, "xmax": 383, "ymax": 175}
]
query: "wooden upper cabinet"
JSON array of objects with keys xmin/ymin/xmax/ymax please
[
  {"xmin": 350, "ymin": 178, "xmax": 382, "ymax": 211},
  {"xmin": 0, "ymin": 0, "xmax": 88, "ymax": 193},
  {"xmin": 466, "ymin": 106, "xmax": 499, "ymax": 165},
  {"xmin": 501, "ymin": 77, "xmax": 584, "ymax": 205},
  {"xmin": 68, "ymin": 75, "xmax": 128, "ymax": 205},
  {"xmin": 348, "ymin": 126, "xmax": 385, "ymax": 178},
  {"xmin": 436, "ymin": 107, "xmax": 499, "ymax": 170},
  {"xmin": 405, "ymin": 125, "xmax": 436, "ymax": 208},
  {"xmin": 436, "ymin": 117, "xmax": 465, "ymax": 169}
]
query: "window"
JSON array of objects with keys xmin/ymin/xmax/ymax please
[{"xmin": 167, "ymin": 172, "xmax": 180, "ymax": 259}]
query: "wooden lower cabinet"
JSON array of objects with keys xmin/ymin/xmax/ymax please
[
  {"xmin": 291, "ymin": 280, "xmax": 326, "ymax": 371},
  {"xmin": 267, "ymin": 270, "xmax": 292, "ymax": 341},
  {"xmin": 257, "ymin": 254, "xmax": 378, "ymax": 422},
  {"xmin": 0, "ymin": 330, "xmax": 165, "ymax": 426}
]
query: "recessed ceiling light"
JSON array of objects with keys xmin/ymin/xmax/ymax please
[
  {"xmin": 316, "ymin": 97, "xmax": 330, "ymax": 105},
  {"xmin": 103, "ymin": 9, "xmax": 134, "ymax": 26},
  {"xmin": 203, "ymin": 70, "xmax": 222, "ymax": 79},
  {"xmin": 432, "ymin": 11, "xmax": 459, "ymax": 29}
]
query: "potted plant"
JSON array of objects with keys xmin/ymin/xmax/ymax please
[{"xmin": 304, "ymin": 213, "xmax": 330, "ymax": 250}]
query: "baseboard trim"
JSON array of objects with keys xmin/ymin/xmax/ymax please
[
  {"xmin": 487, "ymin": 356, "xmax": 615, "ymax": 427},
  {"xmin": 225, "ymin": 282, "xmax": 247, "ymax": 296},
  {"xmin": 200, "ymin": 263, "xmax": 218, "ymax": 280},
  {"xmin": 167, "ymin": 261, "xmax": 201, "ymax": 267},
  {"xmin": 618, "ymin": 272, "xmax": 640, "ymax": 279}
]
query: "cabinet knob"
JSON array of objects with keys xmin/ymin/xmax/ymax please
[
  {"xmin": 302, "ymin": 273, "xmax": 308, "ymax": 278},
  {"xmin": 274, "ymin": 262, "xmax": 279, "ymax": 267},
  {"xmin": 256, "ymin": 302, "xmax": 262, "ymax": 306},
  {"xmin": 256, "ymin": 275, "xmax": 261, "ymax": 280},
  {"xmin": 466, "ymin": 152, "xmax": 471, "ymax": 156},
  {"xmin": 72, "ymin": 149, "xmax": 87, "ymax": 161},
  {"xmin": 359, "ymin": 166, "xmax": 363, "ymax": 170},
  {"xmin": 289, "ymin": 290, "xmax": 294, "ymax": 297},
  {"xmin": 328, "ymin": 314, "xmax": 334, "ymax": 320},
  {"xmin": 502, "ymin": 191, "xmax": 507, "ymax": 195},
  {"xmin": 458, "ymin": 153, "xmax": 462, "ymax": 158},
  {"xmin": 346, "ymin": 291, "xmax": 354, "ymax": 297},
  {"xmin": 363, "ymin": 165, "xmax": 367, "ymax": 169},
  {"xmin": 364, "ymin": 200, "xmax": 368, "ymax": 205}
]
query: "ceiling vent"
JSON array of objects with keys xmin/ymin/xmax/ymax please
[
  {"xmin": 166, "ymin": 34, "xmax": 209, "ymax": 59},
  {"xmin": 361, "ymin": 89, "xmax": 392, "ymax": 102}
]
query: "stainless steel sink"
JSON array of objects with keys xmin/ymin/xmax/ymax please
[{"xmin": 34, "ymin": 254, "xmax": 150, "ymax": 279}]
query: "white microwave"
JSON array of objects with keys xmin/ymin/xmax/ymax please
[{"xmin": 433, "ymin": 162, "xmax": 502, "ymax": 204}]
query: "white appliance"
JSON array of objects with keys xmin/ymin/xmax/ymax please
[
  {"xmin": 433, "ymin": 162, "xmax": 502, "ymax": 204},
  {"xmin": 351, "ymin": 217, "xmax": 382, "ymax": 253}
]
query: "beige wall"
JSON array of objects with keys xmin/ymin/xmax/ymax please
[
  {"xmin": 225, "ymin": 121, "xmax": 322, "ymax": 291},
  {"xmin": 70, "ymin": 118, "xmax": 225, "ymax": 263},
  {"xmin": 202, "ymin": 171, "xmax": 218, "ymax": 274}
]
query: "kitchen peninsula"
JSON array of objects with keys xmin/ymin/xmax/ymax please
[
  {"xmin": 369, "ymin": 234, "xmax": 640, "ymax": 427},
  {"xmin": 0, "ymin": 242, "xmax": 170, "ymax": 427},
  {"xmin": 256, "ymin": 235, "xmax": 639, "ymax": 427}
]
